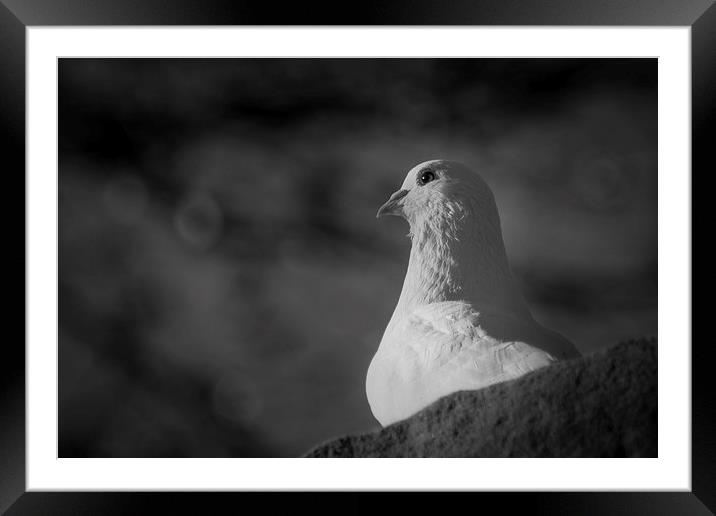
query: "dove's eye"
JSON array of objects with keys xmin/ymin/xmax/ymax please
[{"xmin": 417, "ymin": 170, "xmax": 436, "ymax": 186}]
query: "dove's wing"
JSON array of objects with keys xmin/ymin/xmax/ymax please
[{"xmin": 393, "ymin": 301, "xmax": 557, "ymax": 408}]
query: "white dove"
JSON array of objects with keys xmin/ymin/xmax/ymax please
[{"xmin": 367, "ymin": 159, "xmax": 580, "ymax": 426}]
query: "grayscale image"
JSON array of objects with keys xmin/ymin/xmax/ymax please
[{"xmin": 59, "ymin": 58, "xmax": 657, "ymax": 458}]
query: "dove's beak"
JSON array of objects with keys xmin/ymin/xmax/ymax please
[{"xmin": 376, "ymin": 189, "xmax": 409, "ymax": 219}]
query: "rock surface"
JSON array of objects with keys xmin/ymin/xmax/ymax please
[{"xmin": 305, "ymin": 338, "xmax": 657, "ymax": 457}]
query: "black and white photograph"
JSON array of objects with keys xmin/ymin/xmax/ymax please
[
  {"xmin": 58, "ymin": 57, "xmax": 658, "ymax": 459},
  {"xmin": 3, "ymin": 0, "xmax": 710, "ymax": 510}
]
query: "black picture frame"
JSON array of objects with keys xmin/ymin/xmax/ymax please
[{"xmin": 2, "ymin": 1, "xmax": 709, "ymax": 514}]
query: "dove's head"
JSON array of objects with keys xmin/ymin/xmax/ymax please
[{"xmin": 377, "ymin": 159, "xmax": 499, "ymax": 237}]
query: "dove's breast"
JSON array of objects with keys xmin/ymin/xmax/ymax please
[{"xmin": 366, "ymin": 301, "xmax": 562, "ymax": 426}]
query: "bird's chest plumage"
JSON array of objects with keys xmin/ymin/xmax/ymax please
[
  {"xmin": 365, "ymin": 302, "xmax": 558, "ymax": 427},
  {"xmin": 366, "ymin": 304, "xmax": 486, "ymax": 425},
  {"xmin": 366, "ymin": 342, "xmax": 430, "ymax": 427}
]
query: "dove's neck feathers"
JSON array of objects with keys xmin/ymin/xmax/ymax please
[{"xmin": 395, "ymin": 190, "xmax": 531, "ymax": 321}]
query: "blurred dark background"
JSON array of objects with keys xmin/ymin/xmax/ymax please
[{"xmin": 58, "ymin": 58, "xmax": 656, "ymax": 458}]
